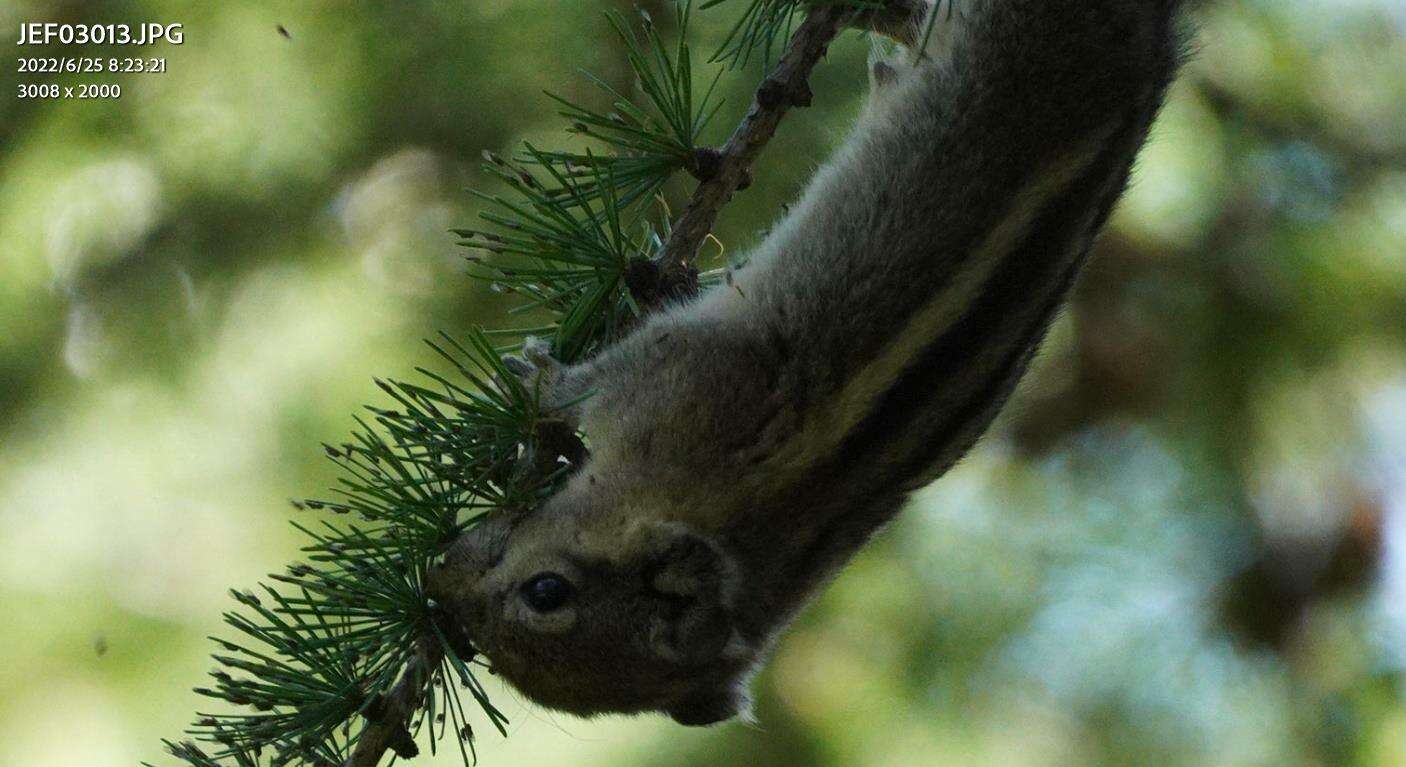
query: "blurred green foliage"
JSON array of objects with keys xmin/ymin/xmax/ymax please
[{"xmin": 1, "ymin": 0, "xmax": 1405, "ymax": 765}]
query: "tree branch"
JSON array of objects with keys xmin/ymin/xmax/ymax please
[
  {"xmin": 642, "ymin": 4, "xmax": 849, "ymax": 307},
  {"xmin": 345, "ymin": 641, "xmax": 444, "ymax": 767},
  {"xmin": 635, "ymin": 1, "xmax": 928, "ymax": 310}
]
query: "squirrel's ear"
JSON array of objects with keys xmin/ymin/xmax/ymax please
[
  {"xmin": 667, "ymin": 685, "xmax": 751, "ymax": 726},
  {"xmin": 636, "ymin": 523, "xmax": 738, "ymax": 665}
]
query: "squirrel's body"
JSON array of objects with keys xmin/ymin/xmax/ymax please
[{"xmin": 433, "ymin": 0, "xmax": 1186, "ymax": 727}]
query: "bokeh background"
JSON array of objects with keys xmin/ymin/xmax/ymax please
[{"xmin": 2, "ymin": 0, "xmax": 1405, "ymax": 764}]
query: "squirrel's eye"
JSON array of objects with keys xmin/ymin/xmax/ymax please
[{"xmin": 521, "ymin": 573, "xmax": 574, "ymax": 613}]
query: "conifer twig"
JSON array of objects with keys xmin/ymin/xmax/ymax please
[
  {"xmin": 346, "ymin": 641, "xmax": 443, "ymax": 767},
  {"xmin": 645, "ymin": 4, "xmax": 849, "ymax": 306},
  {"xmin": 642, "ymin": 0, "xmax": 926, "ymax": 309}
]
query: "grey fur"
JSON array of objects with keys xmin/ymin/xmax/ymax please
[{"xmin": 431, "ymin": 0, "xmax": 1187, "ymax": 726}]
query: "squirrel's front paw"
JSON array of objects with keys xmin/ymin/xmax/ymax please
[
  {"xmin": 502, "ymin": 336, "xmax": 558, "ymax": 383},
  {"xmin": 502, "ymin": 336, "xmax": 591, "ymax": 429}
]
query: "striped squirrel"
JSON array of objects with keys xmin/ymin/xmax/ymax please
[{"xmin": 430, "ymin": 0, "xmax": 1186, "ymax": 727}]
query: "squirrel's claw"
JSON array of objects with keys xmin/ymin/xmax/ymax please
[{"xmin": 501, "ymin": 336, "xmax": 589, "ymax": 431}]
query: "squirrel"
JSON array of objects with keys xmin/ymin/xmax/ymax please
[{"xmin": 429, "ymin": 0, "xmax": 1187, "ymax": 727}]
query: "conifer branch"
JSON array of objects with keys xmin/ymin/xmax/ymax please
[
  {"xmin": 345, "ymin": 641, "xmax": 442, "ymax": 767},
  {"xmin": 641, "ymin": 0, "xmax": 927, "ymax": 310},
  {"xmin": 644, "ymin": 4, "xmax": 849, "ymax": 308}
]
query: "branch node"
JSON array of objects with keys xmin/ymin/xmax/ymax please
[
  {"xmin": 756, "ymin": 76, "xmax": 789, "ymax": 109},
  {"xmin": 642, "ymin": 5, "xmax": 847, "ymax": 310},
  {"xmin": 387, "ymin": 727, "xmax": 420, "ymax": 759},
  {"xmin": 626, "ymin": 256, "xmax": 700, "ymax": 312},
  {"xmin": 791, "ymin": 80, "xmax": 814, "ymax": 108},
  {"xmin": 686, "ymin": 146, "xmax": 724, "ymax": 182}
]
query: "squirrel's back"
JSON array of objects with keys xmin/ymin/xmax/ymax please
[{"xmin": 591, "ymin": 0, "xmax": 1187, "ymax": 506}]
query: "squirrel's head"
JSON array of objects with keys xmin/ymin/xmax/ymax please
[{"xmin": 428, "ymin": 480, "xmax": 758, "ymax": 726}]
